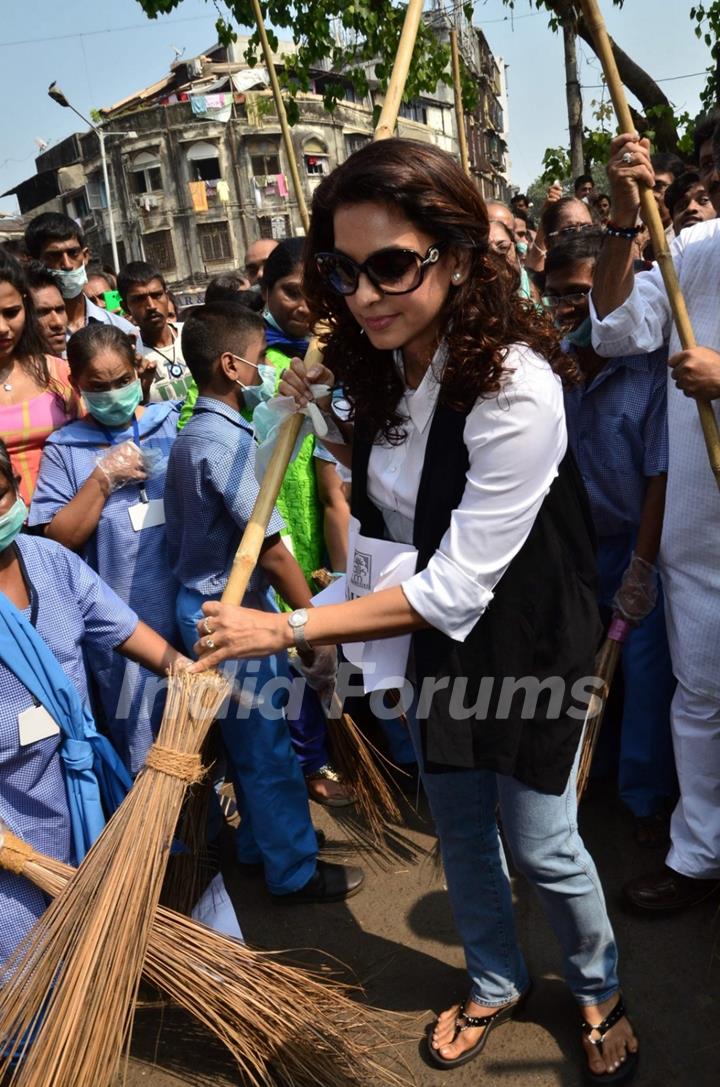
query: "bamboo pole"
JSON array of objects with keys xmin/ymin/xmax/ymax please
[
  {"xmin": 579, "ymin": 0, "xmax": 720, "ymax": 490},
  {"xmin": 249, "ymin": 0, "xmax": 310, "ymax": 233},
  {"xmin": 450, "ymin": 29, "xmax": 470, "ymax": 176},
  {"xmin": 374, "ymin": 0, "xmax": 426, "ymax": 140},
  {"xmin": 221, "ymin": 337, "xmax": 323, "ymax": 606}
]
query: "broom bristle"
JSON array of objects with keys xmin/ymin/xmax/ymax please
[
  {"xmin": 0, "ymin": 670, "xmax": 229, "ymax": 1087},
  {"xmin": 0, "ymin": 831, "xmax": 408, "ymax": 1087}
]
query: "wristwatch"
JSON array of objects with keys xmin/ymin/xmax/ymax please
[{"xmin": 287, "ymin": 608, "xmax": 312, "ymax": 652}]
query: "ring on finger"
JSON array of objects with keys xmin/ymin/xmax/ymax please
[
  {"xmin": 621, "ymin": 151, "xmax": 634, "ymax": 165},
  {"xmin": 204, "ymin": 637, "xmax": 216, "ymax": 649},
  {"xmin": 202, "ymin": 617, "xmax": 214, "ymax": 636}
]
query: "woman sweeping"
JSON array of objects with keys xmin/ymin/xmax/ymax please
[
  {"xmin": 190, "ymin": 139, "xmax": 639, "ymax": 1084},
  {"xmin": 29, "ymin": 324, "xmax": 182, "ymax": 773},
  {"xmin": 0, "ymin": 438, "xmax": 187, "ymax": 970}
]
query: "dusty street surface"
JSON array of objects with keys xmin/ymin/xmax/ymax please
[{"xmin": 123, "ymin": 781, "xmax": 720, "ymax": 1086}]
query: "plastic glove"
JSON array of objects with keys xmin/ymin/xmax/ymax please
[
  {"xmin": 141, "ymin": 446, "xmax": 168, "ymax": 480},
  {"xmin": 252, "ymin": 385, "xmax": 331, "ymax": 484},
  {"xmin": 94, "ymin": 440, "xmax": 148, "ymax": 493},
  {"xmin": 612, "ymin": 552, "xmax": 658, "ymax": 625},
  {"xmin": 294, "ymin": 644, "xmax": 338, "ymax": 708}
]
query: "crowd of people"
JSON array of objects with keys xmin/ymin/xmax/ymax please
[{"xmin": 2, "ymin": 106, "xmax": 720, "ymax": 1085}]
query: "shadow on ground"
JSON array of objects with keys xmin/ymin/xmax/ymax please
[{"xmin": 122, "ymin": 777, "xmax": 720, "ymax": 1086}]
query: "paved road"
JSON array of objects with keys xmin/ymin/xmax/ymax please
[{"xmin": 124, "ymin": 781, "xmax": 720, "ymax": 1086}]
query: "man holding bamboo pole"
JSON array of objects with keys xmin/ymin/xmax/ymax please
[{"xmin": 591, "ymin": 130, "xmax": 720, "ymax": 912}]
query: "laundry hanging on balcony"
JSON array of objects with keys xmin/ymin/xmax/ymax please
[
  {"xmin": 189, "ymin": 91, "xmax": 233, "ymax": 123},
  {"xmin": 188, "ymin": 180, "xmax": 208, "ymax": 212}
]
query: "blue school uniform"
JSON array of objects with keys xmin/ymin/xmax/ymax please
[
  {"xmin": 28, "ymin": 403, "xmax": 181, "ymax": 774},
  {"xmin": 564, "ymin": 347, "xmax": 676, "ymax": 816},
  {"xmin": 164, "ymin": 396, "xmax": 317, "ymax": 895},
  {"xmin": 0, "ymin": 535, "xmax": 137, "ymax": 969}
]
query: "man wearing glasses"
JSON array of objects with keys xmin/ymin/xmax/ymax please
[
  {"xmin": 546, "ymin": 229, "xmax": 675, "ymax": 853},
  {"xmin": 23, "ymin": 212, "xmax": 138, "ymax": 345}
]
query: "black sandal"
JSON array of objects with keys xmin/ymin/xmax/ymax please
[
  {"xmin": 427, "ymin": 985, "xmax": 530, "ymax": 1070},
  {"xmin": 581, "ymin": 997, "xmax": 639, "ymax": 1084}
]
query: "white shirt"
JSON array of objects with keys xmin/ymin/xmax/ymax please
[
  {"xmin": 366, "ymin": 344, "xmax": 566, "ymax": 642},
  {"xmin": 141, "ymin": 322, "xmax": 193, "ymax": 403},
  {"xmin": 590, "ymin": 217, "xmax": 720, "ymax": 699}
]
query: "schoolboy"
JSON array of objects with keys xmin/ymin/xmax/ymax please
[{"xmin": 164, "ymin": 302, "xmax": 363, "ymax": 903}]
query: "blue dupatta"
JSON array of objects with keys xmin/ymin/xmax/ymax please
[{"xmin": 0, "ymin": 592, "xmax": 132, "ymax": 863}]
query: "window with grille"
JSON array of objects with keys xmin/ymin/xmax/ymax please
[
  {"xmin": 398, "ymin": 99, "xmax": 427, "ymax": 125},
  {"xmin": 187, "ymin": 141, "xmax": 221, "ymax": 182},
  {"xmin": 87, "ymin": 173, "xmax": 108, "ymax": 210},
  {"xmin": 64, "ymin": 192, "xmax": 89, "ymax": 219},
  {"xmin": 303, "ymin": 137, "xmax": 328, "ymax": 176},
  {"xmin": 258, "ymin": 216, "xmax": 289, "ymax": 241},
  {"xmin": 250, "ymin": 153, "xmax": 281, "ymax": 177},
  {"xmin": 197, "ymin": 221, "xmax": 232, "ymax": 262},
  {"xmin": 131, "ymin": 151, "xmax": 163, "ymax": 194},
  {"xmin": 344, "ymin": 133, "xmax": 371, "ymax": 157},
  {"xmin": 142, "ymin": 230, "xmax": 175, "ymax": 271}
]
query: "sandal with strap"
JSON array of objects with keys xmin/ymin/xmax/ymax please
[
  {"xmin": 581, "ymin": 997, "xmax": 639, "ymax": 1084},
  {"xmin": 427, "ymin": 984, "xmax": 531, "ymax": 1070}
]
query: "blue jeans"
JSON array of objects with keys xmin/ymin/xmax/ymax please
[
  {"xmin": 177, "ymin": 586, "xmax": 318, "ymax": 895},
  {"xmin": 409, "ymin": 715, "xmax": 619, "ymax": 1007},
  {"xmin": 596, "ymin": 534, "xmax": 677, "ymax": 817}
]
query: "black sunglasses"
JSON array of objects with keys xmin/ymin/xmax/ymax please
[{"xmin": 315, "ymin": 243, "xmax": 444, "ymax": 296}]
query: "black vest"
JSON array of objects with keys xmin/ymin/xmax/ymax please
[{"xmin": 352, "ymin": 402, "xmax": 602, "ymax": 796}]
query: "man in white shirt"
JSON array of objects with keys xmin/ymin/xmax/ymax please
[
  {"xmin": 118, "ymin": 261, "xmax": 192, "ymax": 403},
  {"xmin": 24, "ymin": 212, "xmax": 138, "ymax": 344},
  {"xmin": 590, "ymin": 129, "xmax": 720, "ymax": 912}
]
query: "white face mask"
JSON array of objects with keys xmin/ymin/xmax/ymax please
[
  {"xmin": 232, "ymin": 355, "xmax": 276, "ymax": 410},
  {"xmin": 50, "ymin": 265, "xmax": 88, "ymax": 300}
]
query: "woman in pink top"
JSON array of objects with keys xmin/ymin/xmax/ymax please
[{"xmin": 0, "ymin": 254, "xmax": 80, "ymax": 503}]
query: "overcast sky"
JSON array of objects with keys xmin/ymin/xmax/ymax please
[{"xmin": 0, "ymin": 0, "xmax": 713, "ymax": 215}]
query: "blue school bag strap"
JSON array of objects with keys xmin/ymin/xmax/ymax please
[{"xmin": 0, "ymin": 593, "xmax": 132, "ymax": 863}]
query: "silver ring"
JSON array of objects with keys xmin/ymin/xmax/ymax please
[
  {"xmin": 204, "ymin": 638, "xmax": 216, "ymax": 650},
  {"xmin": 202, "ymin": 618, "xmax": 213, "ymax": 636},
  {"xmin": 621, "ymin": 152, "xmax": 634, "ymax": 165}
]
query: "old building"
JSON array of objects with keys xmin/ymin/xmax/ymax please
[{"xmin": 5, "ymin": 20, "xmax": 510, "ymax": 290}]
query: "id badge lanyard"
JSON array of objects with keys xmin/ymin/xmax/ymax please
[{"xmin": 98, "ymin": 417, "xmax": 149, "ymax": 504}]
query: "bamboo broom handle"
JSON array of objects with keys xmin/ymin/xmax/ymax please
[
  {"xmin": 450, "ymin": 29, "xmax": 470, "ymax": 176},
  {"xmin": 579, "ymin": 0, "xmax": 720, "ymax": 489},
  {"xmin": 221, "ymin": 337, "xmax": 325, "ymax": 606},
  {"xmin": 249, "ymin": 0, "xmax": 310, "ymax": 233},
  {"xmin": 374, "ymin": 0, "xmax": 426, "ymax": 140},
  {"xmin": 224, "ymin": 1, "xmax": 426, "ymax": 604}
]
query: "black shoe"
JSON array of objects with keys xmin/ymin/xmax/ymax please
[
  {"xmin": 235, "ymin": 859, "xmax": 264, "ymax": 877},
  {"xmin": 273, "ymin": 860, "xmax": 364, "ymax": 904},
  {"xmin": 236, "ymin": 829, "xmax": 327, "ymax": 877},
  {"xmin": 623, "ymin": 865, "xmax": 720, "ymax": 912}
]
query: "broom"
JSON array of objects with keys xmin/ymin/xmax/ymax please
[
  {"xmin": 240, "ymin": 0, "xmax": 423, "ymax": 855},
  {"xmin": 0, "ymin": 669, "xmax": 230, "ymax": 1085},
  {"xmin": 221, "ymin": 341, "xmax": 415, "ymax": 855},
  {"xmin": 578, "ymin": 0, "xmax": 720, "ymax": 490},
  {"xmin": 0, "ymin": 826, "xmax": 406, "ymax": 1087}
]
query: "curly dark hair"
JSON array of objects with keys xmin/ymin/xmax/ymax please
[{"xmin": 303, "ymin": 139, "xmax": 572, "ymax": 443}]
